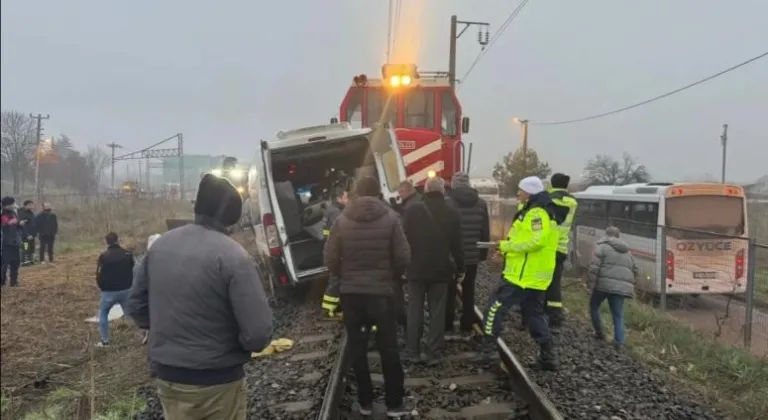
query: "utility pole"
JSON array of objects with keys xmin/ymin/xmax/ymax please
[
  {"xmin": 106, "ymin": 142, "xmax": 123, "ymax": 191},
  {"xmin": 30, "ymin": 113, "xmax": 50, "ymax": 202},
  {"xmin": 720, "ymin": 124, "xmax": 728, "ymax": 184},
  {"xmin": 448, "ymin": 15, "xmax": 490, "ymax": 89},
  {"xmin": 519, "ymin": 119, "xmax": 529, "ymax": 176}
]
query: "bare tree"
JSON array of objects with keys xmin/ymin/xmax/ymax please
[
  {"xmin": 84, "ymin": 145, "xmax": 111, "ymax": 193},
  {"xmin": 582, "ymin": 153, "xmax": 651, "ymax": 186},
  {"xmin": 1, "ymin": 110, "xmax": 36, "ymax": 194}
]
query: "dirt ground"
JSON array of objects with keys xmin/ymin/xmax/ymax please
[{"xmin": 0, "ymin": 249, "xmax": 150, "ymax": 418}]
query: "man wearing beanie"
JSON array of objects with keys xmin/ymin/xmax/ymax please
[
  {"xmin": 445, "ymin": 172, "xmax": 490, "ymax": 339},
  {"xmin": 126, "ymin": 174, "xmax": 273, "ymax": 419},
  {"xmin": 1, "ymin": 196, "xmax": 23, "ymax": 287},
  {"xmin": 324, "ymin": 176, "xmax": 413, "ymax": 417},
  {"xmin": 473, "ymin": 176, "xmax": 559, "ymax": 370},
  {"xmin": 545, "ymin": 173, "xmax": 578, "ymax": 329}
]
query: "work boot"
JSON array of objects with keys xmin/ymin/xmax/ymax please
[
  {"xmin": 530, "ymin": 342, "xmax": 557, "ymax": 371},
  {"xmin": 471, "ymin": 335, "xmax": 498, "ymax": 363},
  {"xmin": 386, "ymin": 400, "xmax": 415, "ymax": 418}
]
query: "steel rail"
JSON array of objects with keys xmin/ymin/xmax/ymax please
[{"xmin": 317, "ymin": 330, "xmax": 349, "ymax": 420}]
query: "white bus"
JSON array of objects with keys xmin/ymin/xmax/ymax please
[{"xmin": 572, "ymin": 182, "xmax": 749, "ymax": 296}]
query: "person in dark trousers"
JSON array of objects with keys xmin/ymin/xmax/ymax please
[
  {"xmin": 395, "ymin": 180, "xmax": 422, "ymax": 216},
  {"xmin": 472, "ymin": 177, "xmax": 559, "ymax": 370},
  {"xmin": 545, "ymin": 173, "xmax": 578, "ymax": 330},
  {"xmin": 444, "ymin": 172, "xmax": 490, "ymax": 339},
  {"xmin": 18, "ymin": 200, "xmax": 36, "ymax": 265},
  {"xmin": 324, "ymin": 176, "xmax": 413, "ymax": 417},
  {"xmin": 126, "ymin": 174, "xmax": 273, "ymax": 420},
  {"xmin": 1, "ymin": 196, "xmax": 24, "ymax": 287},
  {"xmin": 321, "ymin": 186, "xmax": 349, "ymax": 320},
  {"xmin": 96, "ymin": 232, "xmax": 135, "ymax": 347},
  {"xmin": 403, "ymin": 176, "xmax": 464, "ymax": 365},
  {"xmin": 34, "ymin": 202, "xmax": 58, "ymax": 263}
]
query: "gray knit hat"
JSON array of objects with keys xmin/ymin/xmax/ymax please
[{"xmin": 451, "ymin": 172, "xmax": 471, "ymax": 189}]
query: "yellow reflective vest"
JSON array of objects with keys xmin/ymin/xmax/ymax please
[
  {"xmin": 499, "ymin": 205, "xmax": 558, "ymax": 291},
  {"xmin": 547, "ymin": 188, "xmax": 578, "ymax": 254}
]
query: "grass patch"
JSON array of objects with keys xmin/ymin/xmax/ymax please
[
  {"xmin": 17, "ymin": 387, "xmax": 146, "ymax": 420},
  {"xmin": 563, "ymin": 281, "xmax": 768, "ymax": 420}
]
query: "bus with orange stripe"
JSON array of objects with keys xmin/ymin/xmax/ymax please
[{"xmin": 572, "ymin": 183, "xmax": 749, "ymax": 296}]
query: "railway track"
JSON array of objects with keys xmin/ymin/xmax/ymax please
[{"xmin": 318, "ymin": 285, "xmax": 563, "ymax": 420}]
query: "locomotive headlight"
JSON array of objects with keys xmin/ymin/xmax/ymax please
[
  {"xmin": 211, "ymin": 169, "xmax": 223, "ymax": 177},
  {"xmin": 427, "ymin": 169, "xmax": 437, "ymax": 178},
  {"xmin": 229, "ymin": 168, "xmax": 244, "ymax": 180},
  {"xmin": 389, "ymin": 75, "xmax": 401, "ymax": 87},
  {"xmin": 401, "ymin": 75, "xmax": 412, "ymax": 86}
]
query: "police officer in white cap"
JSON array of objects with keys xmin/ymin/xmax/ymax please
[{"xmin": 473, "ymin": 176, "xmax": 561, "ymax": 370}]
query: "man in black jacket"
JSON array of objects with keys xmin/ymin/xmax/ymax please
[
  {"xmin": 403, "ymin": 176, "xmax": 464, "ymax": 365},
  {"xmin": 1, "ymin": 196, "xmax": 24, "ymax": 287},
  {"xmin": 324, "ymin": 176, "xmax": 412, "ymax": 417},
  {"xmin": 96, "ymin": 232, "xmax": 135, "ymax": 347},
  {"xmin": 18, "ymin": 200, "xmax": 36, "ymax": 265},
  {"xmin": 445, "ymin": 172, "xmax": 490, "ymax": 339},
  {"xmin": 34, "ymin": 203, "xmax": 58, "ymax": 263},
  {"xmin": 395, "ymin": 180, "xmax": 422, "ymax": 216}
]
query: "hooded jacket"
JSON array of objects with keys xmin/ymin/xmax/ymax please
[
  {"xmin": 17, "ymin": 208, "xmax": 36, "ymax": 237},
  {"xmin": 588, "ymin": 237, "xmax": 639, "ymax": 297},
  {"xmin": 403, "ymin": 191, "xmax": 464, "ymax": 282},
  {"xmin": 34, "ymin": 210, "xmax": 58, "ymax": 237},
  {"xmin": 323, "ymin": 196, "xmax": 410, "ymax": 296},
  {"xmin": 126, "ymin": 174, "xmax": 273, "ymax": 386},
  {"xmin": 446, "ymin": 186, "xmax": 490, "ymax": 265},
  {"xmin": 396, "ymin": 192, "xmax": 423, "ymax": 217}
]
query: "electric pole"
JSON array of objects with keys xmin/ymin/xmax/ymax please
[
  {"xmin": 720, "ymin": 124, "xmax": 728, "ymax": 184},
  {"xmin": 448, "ymin": 15, "xmax": 490, "ymax": 89},
  {"xmin": 106, "ymin": 142, "xmax": 123, "ymax": 191},
  {"xmin": 519, "ymin": 119, "xmax": 530, "ymax": 176},
  {"xmin": 30, "ymin": 113, "xmax": 50, "ymax": 201}
]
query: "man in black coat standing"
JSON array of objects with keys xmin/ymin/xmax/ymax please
[
  {"xmin": 403, "ymin": 176, "xmax": 464, "ymax": 365},
  {"xmin": 445, "ymin": 172, "xmax": 490, "ymax": 339},
  {"xmin": 34, "ymin": 202, "xmax": 58, "ymax": 263}
]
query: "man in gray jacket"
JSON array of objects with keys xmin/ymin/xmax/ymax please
[
  {"xmin": 588, "ymin": 226, "xmax": 638, "ymax": 350},
  {"xmin": 126, "ymin": 174, "xmax": 273, "ymax": 420}
]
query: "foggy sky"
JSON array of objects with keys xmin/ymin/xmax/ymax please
[{"xmin": 2, "ymin": 0, "xmax": 766, "ymax": 182}]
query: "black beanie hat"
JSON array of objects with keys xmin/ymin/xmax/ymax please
[
  {"xmin": 550, "ymin": 173, "xmax": 571, "ymax": 189},
  {"xmin": 194, "ymin": 174, "xmax": 243, "ymax": 227},
  {"xmin": 1, "ymin": 196, "xmax": 15, "ymax": 207}
]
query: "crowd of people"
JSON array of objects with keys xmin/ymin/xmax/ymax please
[
  {"xmin": 2, "ymin": 168, "xmax": 641, "ymax": 420},
  {"xmin": 1, "ymin": 197, "xmax": 59, "ymax": 287}
]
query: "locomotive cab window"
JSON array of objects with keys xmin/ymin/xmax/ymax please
[
  {"xmin": 404, "ymin": 90, "xmax": 435, "ymax": 129},
  {"xmin": 440, "ymin": 91, "xmax": 458, "ymax": 136}
]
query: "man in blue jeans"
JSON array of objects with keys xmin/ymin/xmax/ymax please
[
  {"xmin": 96, "ymin": 232, "xmax": 135, "ymax": 347},
  {"xmin": 587, "ymin": 226, "xmax": 638, "ymax": 350}
]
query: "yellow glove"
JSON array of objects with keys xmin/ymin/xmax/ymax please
[{"xmin": 251, "ymin": 338, "xmax": 294, "ymax": 358}]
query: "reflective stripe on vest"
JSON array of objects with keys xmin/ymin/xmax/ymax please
[{"xmin": 548, "ymin": 188, "xmax": 578, "ymax": 254}]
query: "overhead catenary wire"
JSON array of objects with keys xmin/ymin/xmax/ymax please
[
  {"xmin": 530, "ymin": 51, "xmax": 768, "ymax": 126},
  {"xmin": 458, "ymin": 0, "xmax": 530, "ymax": 89}
]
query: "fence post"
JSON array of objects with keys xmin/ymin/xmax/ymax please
[
  {"xmin": 659, "ymin": 225, "xmax": 667, "ymax": 311},
  {"xmin": 743, "ymin": 237, "xmax": 757, "ymax": 349}
]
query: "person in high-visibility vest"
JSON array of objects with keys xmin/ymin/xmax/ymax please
[
  {"xmin": 321, "ymin": 186, "xmax": 349, "ymax": 319},
  {"xmin": 472, "ymin": 177, "xmax": 559, "ymax": 370},
  {"xmin": 546, "ymin": 173, "xmax": 578, "ymax": 329}
]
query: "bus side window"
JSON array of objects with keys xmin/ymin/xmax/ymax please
[
  {"xmin": 607, "ymin": 201, "xmax": 632, "ymax": 233},
  {"xmin": 631, "ymin": 203, "xmax": 659, "ymax": 238}
]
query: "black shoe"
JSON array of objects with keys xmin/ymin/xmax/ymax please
[
  {"xmin": 593, "ymin": 333, "xmax": 606, "ymax": 342},
  {"xmin": 401, "ymin": 350, "xmax": 421, "ymax": 363},
  {"xmin": 424, "ymin": 353, "xmax": 442, "ymax": 366},
  {"xmin": 386, "ymin": 400, "xmax": 414, "ymax": 417},
  {"xmin": 357, "ymin": 402, "xmax": 373, "ymax": 416},
  {"xmin": 531, "ymin": 342, "xmax": 557, "ymax": 371}
]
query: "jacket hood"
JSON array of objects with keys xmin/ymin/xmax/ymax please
[
  {"xmin": 344, "ymin": 196, "xmax": 390, "ymax": 222},
  {"xmin": 599, "ymin": 237, "xmax": 630, "ymax": 253},
  {"xmin": 449, "ymin": 186, "xmax": 479, "ymax": 206},
  {"xmin": 193, "ymin": 173, "xmax": 242, "ymax": 227}
]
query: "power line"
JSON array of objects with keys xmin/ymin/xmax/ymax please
[
  {"xmin": 531, "ymin": 51, "xmax": 768, "ymax": 126},
  {"xmin": 458, "ymin": 0, "xmax": 530, "ymax": 88}
]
